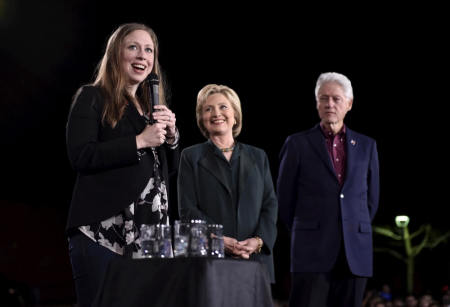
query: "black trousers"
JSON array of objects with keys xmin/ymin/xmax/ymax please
[
  {"xmin": 68, "ymin": 231, "xmax": 120, "ymax": 307},
  {"xmin": 289, "ymin": 247, "xmax": 367, "ymax": 307}
]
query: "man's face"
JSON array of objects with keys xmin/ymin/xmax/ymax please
[{"xmin": 316, "ymin": 81, "xmax": 353, "ymax": 126}]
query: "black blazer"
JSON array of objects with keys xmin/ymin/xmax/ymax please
[
  {"xmin": 178, "ymin": 141, "xmax": 278, "ymax": 282},
  {"xmin": 66, "ymin": 85, "xmax": 179, "ymax": 232}
]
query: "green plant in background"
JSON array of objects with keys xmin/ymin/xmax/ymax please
[{"xmin": 373, "ymin": 215, "xmax": 450, "ymax": 294}]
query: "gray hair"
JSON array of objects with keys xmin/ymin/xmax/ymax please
[{"xmin": 315, "ymin": 72, "xmax": 353, "ymax": 101}]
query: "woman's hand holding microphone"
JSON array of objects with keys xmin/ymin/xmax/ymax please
[{"xmin": 136, "ymin": 105, "xmax": 176, "ymax": 149}]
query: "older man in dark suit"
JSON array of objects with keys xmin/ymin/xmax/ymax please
[{"xmin": 277, "ymin": 72, "xmax": 380, "ymax": 307}]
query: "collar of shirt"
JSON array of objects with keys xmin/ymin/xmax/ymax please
[{"xmin": 319, "ymin": 122, "xmax": 346, "ymax": 139}]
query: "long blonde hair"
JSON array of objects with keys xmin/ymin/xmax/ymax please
[{"xmin": 94, "ymin": 23, "xmax": 167, "ymax": 127}]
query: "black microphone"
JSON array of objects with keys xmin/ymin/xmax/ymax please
[{"xmin": 147, "ymin": 72, "xmax": 159, "ymax": 124}]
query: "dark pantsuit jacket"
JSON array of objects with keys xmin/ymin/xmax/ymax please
[
  {"xmin": 277, "ymin": 124, "xmax": 379, "ymax": 277},
  {"xmin": 178, "ymin": 142, "xmax": 278, "ymax": 282}
]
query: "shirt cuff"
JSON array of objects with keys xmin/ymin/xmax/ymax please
[{"xmin": 166, "ymin": 127, "xmax": 180, "ymax": 149}]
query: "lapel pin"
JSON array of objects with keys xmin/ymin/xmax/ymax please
[{"xmin": 351, "ymin": 139, "xmax": 356, "ymax": 146}]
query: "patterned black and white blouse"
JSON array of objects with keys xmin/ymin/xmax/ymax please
[{"xmin": 79, "ymin": 131, "xmax": 179, "ymax": 258}]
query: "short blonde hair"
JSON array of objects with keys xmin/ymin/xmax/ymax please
[{"xmin": 196, "ymin": 84, "xmax": 242, "ymax": 139}]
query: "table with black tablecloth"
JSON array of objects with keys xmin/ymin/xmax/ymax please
[{"xmin": 93, "ymin": 257, "xmax": 273, "ymax": 307}]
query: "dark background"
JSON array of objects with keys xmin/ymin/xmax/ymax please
[{"xmin": 1, "ymin": 1, "xmax": 448, "ymax": 305}]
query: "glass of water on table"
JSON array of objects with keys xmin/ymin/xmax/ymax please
[
  {"xmin": 173, "ymin": 220, "xmax": 190, "ymax": 257},
  {"xmin": 140, "ymin": 224, "xmax": 157, "ymax": 258}
]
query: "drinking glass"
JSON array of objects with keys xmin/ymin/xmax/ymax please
[
  {"xmin": 156, "ymin": 224, "xmax": 173, "ymax": 258},
  {"xmin": 140, "ymin": 224, "xmax": 157, "ymax": 258},
  {"xmin": 208, "ymin": 224, "xmax": 225, "ymax": 258},
  {"xmin": 173, "ymin": 220, "xmax": 190, "ymax": 258},
  {"xmin": 189, "ymin": 219, "xmax": 208, "ymax": 257}
]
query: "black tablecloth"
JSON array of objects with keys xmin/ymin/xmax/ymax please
[{"xmin": 93, "ymin": 257, "xmax": 273, "ymax": 307}]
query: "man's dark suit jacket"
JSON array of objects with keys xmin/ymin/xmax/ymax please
[
  {"xmin": 178, "ymin": 141, "xmax": 278, "ymax": 282},
  {"xmin": 66, "ymin": 85, "xmax": 178, "ymax": 232},
  {"xmin": 277, "ymin": 124, "xmax": 379, "ymax": 277}
]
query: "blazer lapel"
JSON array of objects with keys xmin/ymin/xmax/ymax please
[
  {"xmin": 198, "ymin": 145, "xmax": 232, "ymax": 195},
  {"xmin": 124, "ymin": 102, "xmax": 147, "ymax": 134},
  {"xmin": 343, "ymin": 128, "xmax": 357, "ymax": 188},
  {"xmin": 238, "ymin": 146, "xmax": 252, "ymax": 206},
  {"xmin": 307, "ymin": 125, "xmax": 337, "ymax": 179}
]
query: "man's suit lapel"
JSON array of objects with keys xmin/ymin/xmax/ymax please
[
  {"xmin": 343, "ymin": 128, "xmax": 357, "ymax": 188},
  {"xmin": 307, "ymin": 125, "xmax": 338, "ymax": 180},
  {"xmin": 199, "ymin": 145, "xmax": 232, "ymax": 195}
]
